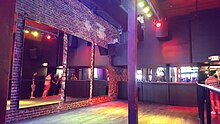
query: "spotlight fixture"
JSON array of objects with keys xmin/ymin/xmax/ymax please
[
  {"xmin": 42, "ymin": 62, "xmax": 48, "ymax": 67},
  {"xmin": 156, "ymin": 22, "xmax": 161, "ymax": 28},
  {"xmin": 24, "ymin": 30, "xmax": 30, "ymax": 34},
  {"xmin": 143, "ymin": 6, "xmax": 150, "ymax": 14},
  {"xmin": 138, "ymin": 1, "xmax": 145, "ymax": 8},
  {"xmin": 46, "ymin": 34, "xmax": 52, "ymax": 40},
  {"xmin": 31, "ymin": 31, "xmax": 39, "ymax": 37},
  {"xmin": 146, "ymin": 13, "xmax": 152, "ymax": 18}
]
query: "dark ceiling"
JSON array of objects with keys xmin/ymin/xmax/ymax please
[
  {"xmin": 79, "ymin": 0, "xmax": 128, "ymax": 31},
  {"xmin": 154, "ymin": 0, "xmax": 220, "ymax": 17},
  {"xmin": 26, "ymin": 0, "xmax": 219, "ymax": 31},
  {"xmin": 81, "ymin": 0, "xmax": 220, "ymax": 30},
  {"xmin": 92, "ymin": 0, "xmax": 128, "ymax": 29}
]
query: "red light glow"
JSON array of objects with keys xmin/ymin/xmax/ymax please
[
  {"xmin": 46, "ymin": 34, "xmax": 52, "ymax": 40},
  {"xmin": 156, "ymin": 22, "xmax": 161, "ymax": 28}
]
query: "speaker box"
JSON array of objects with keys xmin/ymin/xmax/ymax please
[
  {"xmin": 108, "ymin": 44, "xmax": 116, "ymax": 56},
  {"xmin": 68, "ymin": 35, "xmax": 78, "ymax": 48},
  {"xmin": 156, "ymin": 21, "xmax": 169, "ymax": 40},
  {"xmin": 29, "ymin": 48, "xmax": 38, "ymax": 59},
  {"xmin": 137, "ymin": 22, "xmax": 144, "ymax": 42},
  {"xmin": 98, "ymin": 46, "xmax": 108, "ymax": 56}
]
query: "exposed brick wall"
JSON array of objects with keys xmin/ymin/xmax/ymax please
[
  {"xmin": 60, "ymin": 33, "xmax": 68, "ymax": 101},
  {"xmin": 15, "ymin": 0, "xmax": 119, "ymax": 48},
  {"xmin": 6, "ymin": 96, "xmax": 111, "ymax": 123},
  {"xmin": 10, "ymin": 14, "xmax": 25, "ymax": 110},
  {"xmin": 7, "ymin": 0, "xmax": 121, "ymax": 123},
  {"xmin": 89, "ymin": 44, "xmax": 95, "ymax": 98},
  {"xmin": 108, "ymin": 66, "xmax": 128, "ymax": 99}
]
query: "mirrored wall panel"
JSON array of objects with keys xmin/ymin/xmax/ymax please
[
  {"xmin": 92, "ymin": 45, "xmax": 109, "ymax": 97},
  {"xmin": 18, "ymin": 18, "xmax": 63, "ymax": 108},
  {"xmin": 66, "ymin": 35, "xmax": 92, "ymax": 102}
]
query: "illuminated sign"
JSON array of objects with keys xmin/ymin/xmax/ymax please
[{"xmin": 208, "ymin": 56, "xmax": 220, "ymax": 61}]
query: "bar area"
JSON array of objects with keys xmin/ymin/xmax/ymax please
[{"xmin": 118, "ymin": 81, "xmax": 197, "ymax": 106}]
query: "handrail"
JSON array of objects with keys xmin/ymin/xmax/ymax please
[
  {"xmin": 197, "ymin": 83, "xmax": 220, "ymax": 94},
  {"xmin": 196, "ymin": 83, "xmax": 220, "ymax": 124}
]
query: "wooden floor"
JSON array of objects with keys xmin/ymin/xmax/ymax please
[{"xmin": 10, "ymin": 101, "xmax": 205, "ymax": 124}]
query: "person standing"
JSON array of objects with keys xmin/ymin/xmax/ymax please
[
  {"xmin": 42, "ymin": 73, "xmax": 52, "ymax": 97},
  {"xmin": 56, "ymin": 76, "xmax": 62, "ymax": 95},
  {"xmin": 70, "ymin": 73, "xmax": 78, "ymax": 80},
  {"xmin": 205, "ymin": 72, "xmax": 220, "ymax": 114},
  {"xmin": 31, "ymin": 72, "xmax": 37, "ymax": 98},
  {"xmin": 50, "ymin": 74, "xmax": 59, "ymax": 95}
]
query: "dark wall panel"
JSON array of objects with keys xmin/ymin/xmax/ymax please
[
  {"xmin": 92, "ymin": 80, "xmax": 108, "ymax": 97},
  {"xmin": 191, "ymin": 9, "xmax": 220, "ymax": 63},
  {"xmin": 117, "ymin": 81, "xmax": 142, "ymax": 101},
  {"xmin": 94, "ymin": 46, "xmax": 109, "ymax": 66},
  {"xmin": 161, "ymin": 18, "xmax": 191, "ymax": 64},
  {"xmin": 68, "ymin": 38, "xmax": 91, "ymax": 67},
  {"xmin": 142, "ymin": 83, "xmax": 169, "ymax": 104},
  {"xmin": 112, "ymin": 44, "xmax": 128, "ymax": 66},
  {"xmin": 66, "ymin": 80, "xmax": 90, "ymax": 98},
  {"xmin": 112, "ymin": 8, "xmax": 220, "ymax": 67},
  {"xmin": 138, "ymin": 20, "xmax": 163, "ymax": 67},
  {"xmin": 169, "ymin": 83, "xmax": 197, "ymax": 106}
]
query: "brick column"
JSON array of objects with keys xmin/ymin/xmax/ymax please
[
  {"xmin": 107, "ymin": 66, "xmax": 118, "ymax": 99},
  {"xmin": 10, "ymin": 14, "xmax": 25, "ymax": 110},
  {"xmin": 61, "ymin": 33, "xmax": 68, "ymax": 101},
  {"xmin": 107, "ymin": 66, "xmax": 128, "ymax": 100},
  {"xmin": 89, "ymin": 43, "xmax": 95, "ymax": 99}
]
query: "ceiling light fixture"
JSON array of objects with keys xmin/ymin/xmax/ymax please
[
  {"xmin": 24, "ymin": 30, "xmax": 30, "ymax": 34},
  {"xmin": 138, "ymin": 1, "xmax": 145, "ymax": 8},
  {"xmin": 31, "ymin": 31, "xmax": 39, "ymax": 37},
  {"xmin": 143, "ymin": 6, "xmax": 150, "ymax": 13}
]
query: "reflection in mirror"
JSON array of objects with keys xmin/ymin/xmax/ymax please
[
  {"xmin": 92, "ymin": 45, "xmax": 109, "ymax": 97},
  {"xmin": 18, "ymin": 18, "xmax": 63, "ymax": 109},
  {"xmin": 66, "ymin": 35, "xmax": 91, "ymax": 102},
  {"xmin": 7, "ymin": 79, "xmax": 12, "ymax": 110}
]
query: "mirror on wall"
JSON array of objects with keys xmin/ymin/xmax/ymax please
[
  {"xmin": 92, "ymin": 45, "xmax": 109, "ymax": 97},
  {"xmin": 15, "ymin": 18, "xmax": 63, "ymax": 109},
  {"xmin": 65, "ymin": 35, "xmax": 92, "ymax": 102},
  {"xmin": 7, "ymin": 18, "xmax": 110, "ymax": 110},
  {"xmin": 7, "ymin": 18, "xmax": 63, "ymax": 110}
]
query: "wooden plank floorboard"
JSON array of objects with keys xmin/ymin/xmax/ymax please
[{"xmin": 10, "ymin": 101, "xmax": 220, "ymax": 124}]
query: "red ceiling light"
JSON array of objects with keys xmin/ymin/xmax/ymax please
[
  {"xmin": 46, "ymin": 34, "xmax": 52, "ymax": 40},
  {"xmin": 156, "ymin": 22, "xmax": 162, "ymax": 28}
]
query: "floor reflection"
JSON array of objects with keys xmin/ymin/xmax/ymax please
[{"xmin": 7, "ymin": 95, "xmax": 87, "ymax": 110}]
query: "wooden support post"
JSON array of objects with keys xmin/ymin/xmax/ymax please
[
  {"xmin": 0, "ymin": 0, "xmax": 16, "ymax": 123},
  {"xmin": 128, "ymin": 0, "xmax": 138, "ymax": 124}
]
